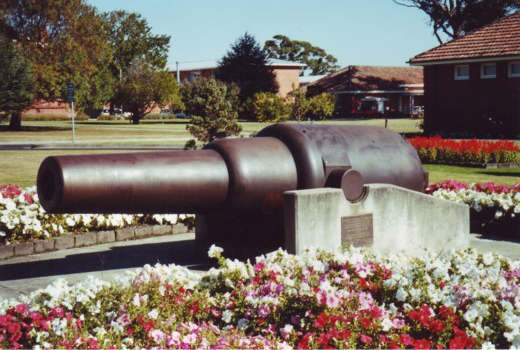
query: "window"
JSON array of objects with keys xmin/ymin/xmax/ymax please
[
  {"xmin": 509, "ymin": 61, "xmax": 520, "ymax": 78},
  {"xmin": 189, "ymin": 71, "xmax": 201, "ymax": 82},
  {"xmin": 454, "ymin": 65, "xmax": 469, "ymax": 80},
  {"xmin": 480, "ymin": 63, "xmax": 496, "ymax": 79}
]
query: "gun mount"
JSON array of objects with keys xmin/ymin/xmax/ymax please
[{"xmin": 37, "ymin": 123, "xmax": 428, "ymax": 257}]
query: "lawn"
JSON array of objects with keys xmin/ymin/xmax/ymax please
[
  {"xmin": 424, "ymin": 164, "xmax": 520, "ymax": 187},
  {"xmin": 0, "ymin": 118, "xmax": 421, "ymax": 145},
  {"xmin": 1, "ymin": 118, "xmax": 517, "ymax": 187}
]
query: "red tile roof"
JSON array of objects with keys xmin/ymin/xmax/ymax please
[
  {"xmin": 307, "ymin": 66, "xmax": 423, "ymax": 93},
  {"xmin": 410, "ymin": 11, "xmax": 520, "ymax": 64}
]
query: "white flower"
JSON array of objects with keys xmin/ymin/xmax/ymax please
[
  {"xmin": 222, "ymin": 309, "xmax": 232, "ymax": 323},
  {"xmin": 208, "ymin": 244, "xmax": 223, "ymax": 259},
  {"xmin": 396, "ymin": 287, "xmax": 408, "ymax": 302},
  {"xmin": 148, "ymin": 308, "xmax": 159, "ymax": 319}
]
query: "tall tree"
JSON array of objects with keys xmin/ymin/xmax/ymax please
[
  {"xmin": 217, "ymin": 33, "xmax": 278, "ymax": 102},
  {"xmin": 102, "ymin": 10, "xmax": 170, "ymax": 81},
  {"xmin": 112, "ymin": 58, "xmax": 180, "ymax": 124},
  {"xmin": 0, "ymin": 0, "xmax": 113, "ymax": 118},
  {"xmin": 264, "ymin": 35, "xmax": 339, "ymax": 75},
  {"xmin": 0, "ymin": 34, "xmax": 34, "ymax": 130},
  {"xmin": 392, "ymin": 0, "xmax": 520, "ymax": 43}
]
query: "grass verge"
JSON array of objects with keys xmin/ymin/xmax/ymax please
[{"xmin": 424, "ymin": 164, "xmax": 520, "ymax": 186}]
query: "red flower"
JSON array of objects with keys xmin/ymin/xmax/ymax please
[
  {"xmin": 360, "ymin": 334, "xmax": 372, "ymax": 345},
  {"xmin": 14, "ymin": 304, "xmax": 28, "ymax": 316},
  {"xmin": 360, "ymin": 317, "xmax": 371, "ymax": 328},
  {"xmin": 399, "ymin": 334, "xmax": 414, "ymax": 346},
  {"xmin": 414, "ymin": 338, "xmax": 431, "ymax": 349},
  {"xmin": 297, "ymin": 332, "xmax": 313, "ymax": 349},
  {"xmin": 314, "ymin": 312, "xmax": 328, "ymax": 329}
]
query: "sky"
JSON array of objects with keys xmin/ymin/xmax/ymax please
[{"xmin": 87, "ymin": 0, "xmax": 442, "ymax": 73}]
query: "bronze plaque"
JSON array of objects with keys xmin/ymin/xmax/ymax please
[{"xmin": 341, "ymin": 214, "xmax": 373, "ymax": 247}]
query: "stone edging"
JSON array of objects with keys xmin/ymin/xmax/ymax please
[{"xmin": 0, "ymin": 223, "xmax": 193, "ymax": 261}]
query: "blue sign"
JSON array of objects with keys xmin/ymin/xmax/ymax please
[{"xmin": 66, "ymin": 82, "xmax": 74, "ymax": 102}]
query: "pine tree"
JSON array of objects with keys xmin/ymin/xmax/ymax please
[{"xmin": 217, "ymin": 33, "xmax": 278, "ymax": 102}]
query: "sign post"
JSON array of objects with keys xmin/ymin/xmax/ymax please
[{"xmin": 67, "ymin": 82, "xmax": 75, "ymax": 143}]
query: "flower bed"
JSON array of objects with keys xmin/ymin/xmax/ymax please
[
  {"xmin": 0, "ymin": 185, "xmax": 193, "ymax": 245},
  {"xmin": 0, "ymin": 246, "xmax": 519, "ymax": 349},
  {"xmin": 425, "ymin": 180, "xmax": 520, "ymax": 235},
  {"xmin": 407, "ymin": 136, "xmax": 520, "ymax": 166}
]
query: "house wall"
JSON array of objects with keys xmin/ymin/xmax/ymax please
[
  {"xmin": 272, "ymin": 67, "xmax": 301, "ymax": 97},
  {"xmin": 424, "ymin": 61, "xmax": 520, "ymax": 136},
  {"xmin": 334, "ymin": 93, "xmax": 423, "ymax": 117},
  {"xmin": 178, "ymin": 66, "xmax": 301, "ymax": 97},
  {"xmin": 23, "ymin": 101, "xmax": 71, "ymax": 117},
  {"xmin": 179, "ymin": 68, "xmax": 215, "ymax": 83}
]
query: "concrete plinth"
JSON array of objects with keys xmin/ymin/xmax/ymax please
[{"xmin": 284, "ymin": 184, "xmax": 469, "ymax": 256}]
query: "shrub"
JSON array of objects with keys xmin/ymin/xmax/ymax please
[
  {"xmin": 287, "ymin": 88, "xmax": 310, "ymax": 121},
  {"xmin": 425, "ymin": 180, "xmax": 520, "ymax": 235},
  {"xmin": 306, "ymin": 93, "xmax": 336, "ymax": 120},
  {"xmin": 408, "ymin": 136, "xmax": 520, "ymax": 165},
  {"xmin": 245, "ymin": 92, "xmax": 289, "ymax": 122},
  {"xmin": 182, "ymin": 77, "xmax": 242, "ymax": 143},
  {"xmin": 0, "ymin": 184, "xmax": 193, "ymax": 244},
  {"xmin": 0, "ymin": 246, "xmax": 519, "ymax": 349}
]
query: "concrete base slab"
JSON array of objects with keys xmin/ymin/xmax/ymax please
[{"xmin": 284, "ymin": 184, "xmax": 469, "ymax": 255}]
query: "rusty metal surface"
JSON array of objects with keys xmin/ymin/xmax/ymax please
[
  {"xmin": 37, "ymin": 150, "xmax": 229, "ymax": 213},
  {"xmin": 260, "ymin": 124, "xmax": 427, "ymax": 192},
  {"xmin": 206, "ymin": 137, "xmax": 298, "ymax": 212},
  {"xmin": 37, "ymin": 123, "xmax": 427, "ymax": 214}
]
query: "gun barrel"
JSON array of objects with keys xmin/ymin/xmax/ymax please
[{"xmin": 37, "ymin": 150, "xmax": 229, "ymax": 213}]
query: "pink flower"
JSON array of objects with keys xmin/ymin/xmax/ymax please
[
  {"xmin": 258, "ymin": 304, "xmax": 271, "ymax": 318},
  {"xmin": 117, "ymin": 313, "xmax": 131, "ymax": 327},
  {"xmin": 14, "ymin": 304, "xmax": 28, "ymax": 315},
  {"xmin": 182, "ymin": 333, "xmax": 197, "ymax": 345},
  {"xmin": 392, "ymin": 318, "xmax": 405, "ymax": 329},
  {"xmin": 360, "ymin": 334, "xmax": 372, "ymax": 345},
  {"xmin": 166, "ymin": 331, "xmax": 181, "ymax": 348},
  {"xmin": 149, "ymin": 329, "xmax": 165, "ymax": 344}
]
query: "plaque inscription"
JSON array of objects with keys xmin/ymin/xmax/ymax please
[{"xmin": 341, "ymin": 213, "xmax": 373, "ymax": 247}]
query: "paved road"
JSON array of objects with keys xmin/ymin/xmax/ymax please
[{"xmin": 1, "ymin": 233, "xmax": 519, "ymax": 300}]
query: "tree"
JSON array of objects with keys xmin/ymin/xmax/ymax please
[
  {"xmin": 113, "ymin": 58, "xmax": 180, "ymax": 124},
  {"xmin": 102, "ymin": 11, "xmax": 170, "ymax": 83},
  {"xmin": 0, "ymin": 34, "xmax": 34, "ymax": 130},
  {"xmin": 264, "ymin": 35, "xmax": 339, "ymax": 75},
  {"xmin": 182, "ymin": 77, "xmax": 242, "ymax": 143},
  {"xmin": 0, "ymin": 0, "xmax": 113, "ymax": 117},
  {"xmin": 392, "ymin": 0, "xmax": 520, "ymax": 43},
  {"xmin": 217, "ymin": 33, "xmax": 278, "ymax": 102}
]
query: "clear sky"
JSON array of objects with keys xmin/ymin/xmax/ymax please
[{"xmin": 87, "ymin": 0, "xmax": 442, "ymax": 73}]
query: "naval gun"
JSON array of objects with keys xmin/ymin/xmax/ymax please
[{"xmin": 37, "ymin": 123, "xmax": 428, "ymax": 256}]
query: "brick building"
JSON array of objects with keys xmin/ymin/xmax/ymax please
[
  {"xmin": 176, "ymin": 59, "xmax": 305, "ymax": 97},
  {"xmin": 409, "ymin": 11, "xmax": 520, "ymax": 137},
  {"xmin": 306, "ymin": 66, "xmax": 424, "ymax": 117}
]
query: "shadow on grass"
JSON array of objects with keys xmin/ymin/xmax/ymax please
[
  {"xmin": 480, "ymin": 171, "xmax": 520, "ymax": 177},
  {"xmin": 0, "ymin": 125, "xmax": 69, "ymax": 132},
  {"xmin": 77, "ymin": 120, "xmax": 189, "ymax": 126},
  {"xmin": 0, "ymin": 239, "xmax": 212, "ymax": 281}
]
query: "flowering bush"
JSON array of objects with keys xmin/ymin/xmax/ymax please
[
  {"xmin": 407, "ymin": 136, "xmax": 520, "ymax": 165},
  {"xmin": 425, "ymin": 180, "xmax": 520, "ymax": 234},
  {"xmin": 0, "ymin": 185, "xmax": 193, "ymax": 245},
  {"xmin": 0, "ymin": 246, "xmax": 519, "ymax": 349}
]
